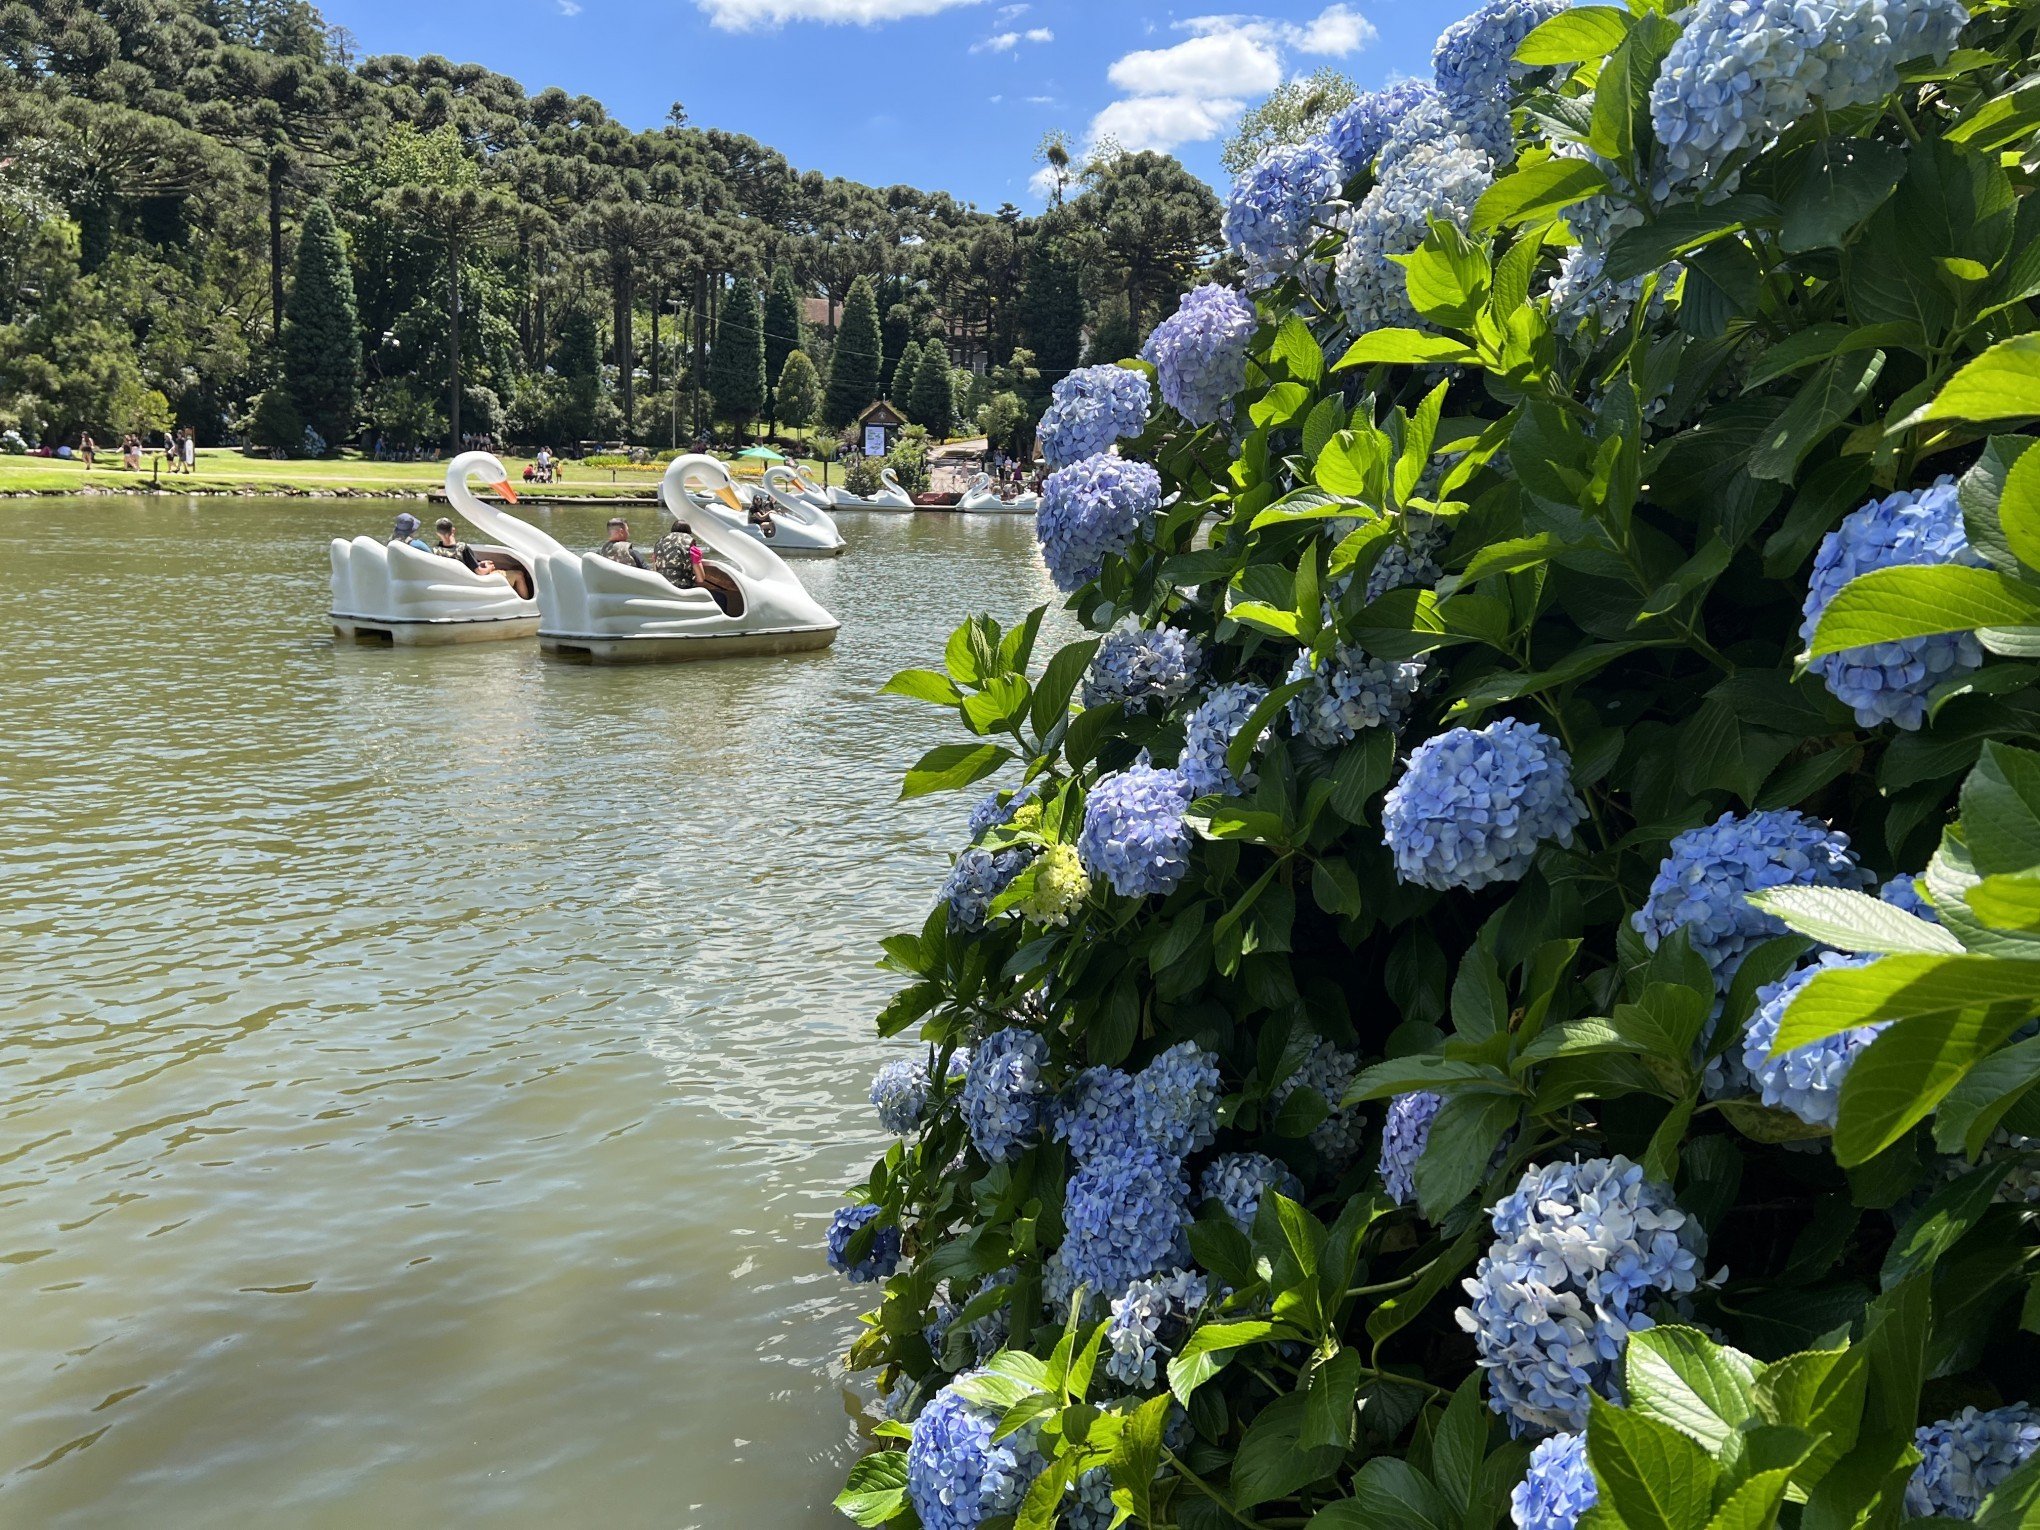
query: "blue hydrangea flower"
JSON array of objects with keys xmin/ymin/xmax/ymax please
[
  {"xmin": 1907, "ymin": 1404, "xmax": 2040, "ymax": 1520},
  {"xmin": 1335, "ymin": 137, "xmax": 1494, "ymax": 335},
  {"xmin": 1079, "ymin": 756, "xmax": 1196, "ymax": 898},
  {"xmin": 967, "ymin": 788, "xmax": 1023, "ymax": 841},
  {"xmin": 1066, "ymin": 1468, "xmax": 1119, "ymax": 1530},
  {"xmin": 1383, "ymin": 719, "xmax": 1587, "ymax": 892},
  {"xmin": 1880, "ymin": 872, "xmax": 1937, "ymax": 922},
  {"xmin": 1142, "ymin": 284, "xmax": 1257, "ymax": 427},
  {"xmin": 1801, "ymin": 479, "xmax": 1986, "ymax": 729},
  {"xmin": 1741, "ymin": 952, "xmax": 1884, "ymax": 1129},
  {"xmin": 1054, "ymin": 1065, "xmax": 1142, "ymax": 1162},
  {"xmin": 1038, "ymin": 365, "xmax": 1153, "ymax": 469},
  {"xmin": 1056, "ymin": 1147, "xmax": 1194, "ymax": 1304},
  {"xmin": 1286, "ymin": 644, "xmax": 1424, "ymax": 745},
  {"xmin": 906, "ymin": 1375, "xmax": 1047, "ymax": 1530},
  {"xmin": 962, "ymin": 1027, "xmax": 1051, "ymax": 1162},
  {"xmin": 1322, "ymin": 79, "xmax": 1443, "ymax": 179},
  {"xmin": 825, "ymin": 1204, "xmax": 901, "ymax": 1284},
  {"xmin": 942, "ymin": 846, "xmax": 1034, "ymax": 930},
  {"xmin": 1038, "ymin": 453, "xmax": 1165, "ymax": 593},
  {"xmin": 1366, "ymin": 518, "xmax": 1447, "ymax": 600},
  {"xmin": 1381, "ymin": 1090, "xmax": 1444, "ymax": 1206},
  {"xmin": 1458, "ymin": 1157, "xmax": 1707, "ymax": 1434},
  {"xmin": 1084, "ymin": 625, "xmax": 1203, "ymax": 713},
  {"xmin": 871, "ymin": 1050, "xmax": 969, "ymax": 1136},
  {"xmin": 1180, "ymin": 682, "xmax": 1270, "ymax": 798},
  {"xmin": 1134, "ymin": 1041, "xmax": 1222, "ymax": 1158},
  {"xmin": 1105, "ymin": 1267, "xmax": 1208, "ymax": 1388},
  {"xmin": 1633, "ymin": 810, "xmax": 1867, "ymax": 987},
  {"xmin": 926, "ymin": 1268, "xmax": 1018, "ymax": 1365},
  {"xmin": 1270, "ymin": 1036, "xmax": 1369, "ymax": 1166},
  {"xmin": 1512, "ymin": 1432, "xmax": 1599, "ymax": 1530},
  {"xmin": 1433, "ymin": 0, "xmax": 1570, "ymax": 159},
  {"xmin": 1224, "ymin": 139, "xmax": 1346, "ymax": 290},
  {"xmin": 1548, "ymin": 247, "xmax": 1676, "ymax": 340},
  {"xmin": 1201, "ymin": 1152, "xmax": 1302, "ymax": 1232}
]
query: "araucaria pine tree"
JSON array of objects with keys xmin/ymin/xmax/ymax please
[
  {"xmin": 892, "ymin": 340, "xmax": 924, "ymax": 410},
  {"xmin": 908, "ymin": 336, "xmax": 954, "ymax": 439},
  {"xmin": 763, "ymin": 265, "xmax": 804, "ymax": 429},
  {"xmin": 280, "ymin": 199, "xmax": 360, "ymax": 451},
  {"xmin": 775, "ymin": 349, "xmax": 820, "ymax": 432},
  {"xmin": 709, "ymin": 275, "xmax": 766, "ymax": 436},
  {"xmin": 823, "ymin": 274, "xmax": 883, "ymax": 430}
]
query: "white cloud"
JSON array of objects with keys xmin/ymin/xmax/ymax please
[
  {"xmin": 972, "ymin": 23, "xmax": 1051, "ymax": 52},
  {"xmin": 1090, "ymin": 92, "xmax": 1247, "ymax": 153},
  {"xmin": 695, "ymin": 0, "xmax": 982, "ymax": 29},
  {"xmin": 1025, "ymin": 26, "xmax": 1052, "ymax": 42},
  {"xmin": 556, "ymin": 0, "xmax": 582, "ymax": 13},
  {"xmin": 1107, "ymin": 31, "xmax": 1283, "ymax": 98},
  {"xmin": 1176, "ymin": 5, "xmax": 1376, "ymax": 56},
  {"xmin": 995, "ymin": 1, "xmax": 1027, "ymax": 15}
]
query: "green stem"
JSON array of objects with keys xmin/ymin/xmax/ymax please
[{"xmin": 1162, "ymin": 1447, "xmax": 1263, "ymax": 1529}]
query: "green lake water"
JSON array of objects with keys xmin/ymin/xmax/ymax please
[{"xmin": 0, "ymin": 496, "xmax": 1062, "ymax": 1527}]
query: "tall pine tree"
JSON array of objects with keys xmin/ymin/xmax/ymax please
[
  {"xmin": 763, "ymin": 265, "xmax": 804, "ymax": 430},
  {"xmin": 893, "ymin": 339, "xmax": 924, "ymax": 409},
  {"xmin": 823, "ymin": 274, "xmax": 883, "ymax": 429},
  {"xmin": 1018, "ymin": 231, "xmax": 1083, "ymax": 404},
  {"xmin": 775, "ymin": 350, "xmax": 820, "ymax": 433},
  {"xmin": 280, "ymin": 199, "xmax": 360, "ymax": 450},
  {"xmin": 908, "ymin": 337, "xmax": 954, "ymax": 439},
  {"xmin": 709, "ymin": 275, "xmax": 766, "ymax": 436},
  {"xmin": 551, "ymin": 304, "xmax": 602, "ymax": 445}
]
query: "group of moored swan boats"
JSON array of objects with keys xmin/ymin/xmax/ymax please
[{"xmin": 328, "ymin": 450, "xmax": 1036, "ymax": 662}]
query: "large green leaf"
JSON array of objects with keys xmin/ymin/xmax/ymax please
[
  {"xmin": 1904, "ymin": 335, "xmax": 2040, "ymax": 429},
  {"xmin": 1781, "ymin": 138, "xmax": 1909, "ymax": 253},
  {"xmin": 901, "ymin": 741, "xmax": 1016, "ymax": 799},
  {"xmin": 1747, "ymin": 350, "xmax": 1885, "ymax": 482},
  {"xmin": 1231, "ymin": 1392, "xmax": 1348, "ymax": 1509},
  {"xmin": 1621, "ymin": 1326, "xmax": 1761, "ymax": 1454},
  {"xmin": 1745, "ymin": 886, "xmax": 1962, "ymax": 955},
  {"xmin": 1335, "ymin": 330, "xmax": 1479, "ymax": 368},
  {"xmin": 1833, "ymin": 1004, "xmax": 2036, "ymax": 1165},
  {"xmin": 1775, "ymin": 954, "xmax": 2040, "ymax": 1044},
  {"xmin": 1516, "ymin": 5, "xmax": 1632, "ymax": 63},
  {"xmin": 1586, "ymin": 1390, "xmax": 1718, "ymax": 1530},
  {"xmin": 834, "ymin": 1450, "xmax": 910, "ymax": 1527},
  {"xmin": 1308, "ymin": 1458, "xmax": 1454, "ymax": 1530},
  {"xmin": 1472, "ymin": 157, "xmax": 1612, "ymax": 234},
  {"xmin": 1807, "ymin": 564, "xmax": 2040, "ymax": 655},
  {"xmin": 1587, "ymin": 11, "xmax": 1679, "ymax": 168}
]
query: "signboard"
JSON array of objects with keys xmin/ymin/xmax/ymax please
[{"xmin": 863, "ymin": 425, "xmax": 888, "ymax": 458}]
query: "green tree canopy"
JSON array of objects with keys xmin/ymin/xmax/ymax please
[
  {"xmin": 280, "ymin": 198, "xmax": 359, "ymax": 449},
  {"xmin": 893, "ymin": 338, "xmax": 924, "ymax": 409},
  {"xmin": 763, "ymin": 264, "xmax": 803, "ymax": 427},
  {"xmin": 823, "ymin": 273, "xmax": 882, "ymax": 429},
  {"xmin": 709, "ymin": 274, "xmax": 766, "ymax": 433},
  {"xmin": 775, "ymin": 348, "xmax": 819, "ymax": 432},
  {"xmin": 907, "ymin": 336, "xmax": 953, "ymax": 439}
]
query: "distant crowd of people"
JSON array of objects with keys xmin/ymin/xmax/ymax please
[{"xmin": 42, "ymin": 428, "xmax": 197, "ymax": 472}]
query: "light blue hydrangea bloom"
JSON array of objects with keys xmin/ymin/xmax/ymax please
[
  {"xmin": 1880, "ymin": 872, "xmax": 1937, "ymax": 922},
  {"xmin": 1366, "ymin": 518, "xmax": 1448, "ymax": 600},
  {"xmin": 1224, "ymin": 139, "xmax": 1346, "ymax": 290},
  {"xmin": 1180, "ymin": 682, "xmax": 1271, "ymax": 798},
  {"xmin": 1907, "ymin": 1404, "xmax": 2040, "ymax": 1520},
  {"xmin": 1548, "ymin": 247, "xmax": 1676, "ymax": 340},
  {"xmin": 1287, "ymin": 644, "xmax": 1424, "ymax": 746},
  {"xmin": 825, "ymin": 1204, "xmax": 901, "ymax": 1284},
  {"xmin": 1037, "ymin": 364, "xmax": 1153, "ymax": 469},
  {"xmin": 870, "ymin": 1050, "xmax": 968, "ymax": 1135},
  {"xmin": 1038, "ymin": 453, "xmax": 1165, "ymax": 593},
  {"xmin": 1084, "ymin": 626, "xmax": 1203, "ymax": 713},
  {"xmin": 1741, "ymin": 952, "xmax": 1884, "ymax": 1128},
  {"xmin": 967, "ymin": 786, "xmax": 1032, "ymax": 841},
  {"xmin": 927, "ymin": 1268, "xmax": 1018, "ymax": 1364},
  {"xmin": 1457, "ymin": 1156, "xmax": 1706, "ymax": 1434},
  {"xmin": 1433, "ymin": 0, "xmax": 1570, "ymax": 159},
  {"xmin": 1383, "ymin": 719, "xmax": 1586, "ymax": 892},
  {"xmin": 962, "ymin": 1027, "xmax": 1051, "ymax": 1162},
  {"xmin": 1201, "ymin": 1152, "xmax": 1303, "ymax": 1232},
  {"xmin": 1512, "ymin": 1432, "xmax": 1599, "ymax": 1530},
  {"xmin": 1381, "ymin": 1090, "xmax": 1444, "ymax": 1206},
  {"xmin": 1633, "ymin": 810, "xmax": 1867, "ymax": 986},
  {"xmin": 1066, "ymin": 1468, "xmax": 1118, "ymax": 1530},
  {"xmin": 906, "ymin": 1375, "xmax": 1047, "ymax": 1530},
  {"xmin": 1134, "ymin": 1041, "xmax": 1223, "ymax": 1158},
  {"xmin": 1105, "ymin": 1267, "xmax": 1209, "ymax": 1388},
  {"xmin": 1801, "ymin": 479, "xmax": 1986, "ymax": 729},
  {"xmin": 942, "ymin": 846, "xmax": 1034, "ymax": 931},
  {"xmin": 1054, "ymin": 1065, "xmax": 1141, "ymax": 1162},
  {"xmin": 1335, "ymin": 137, "xmax": 1494, "ymax": 335},
  {"xmin": 1271, "ymin": 1035, "xmax": 1370, "ymax": 1166},
  {"xmin": 1322, "ymin": 79, "xmax": 1443, "ymax": 179},
  {"xmin": 1142, "ymin": 284, "xmax": 1257, "ymax": 427},
  {"xmin": 1057, "ymin": 1146, "xmax": 1194, "ymax": 1303},
  {"xmin": 1078, "ymin": 756, "xmax": 1196, "ymax": 898}
]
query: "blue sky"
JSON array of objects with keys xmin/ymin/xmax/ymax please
[{"xmin": 322, "ymin": 0, "xmax": 1477, "ymax": 208}]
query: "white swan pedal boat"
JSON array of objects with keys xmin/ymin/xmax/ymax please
[
  {"xmin": 328, "ymin": 453, "xmax": 540, "ymax": 644},
  {"xmin": 825, "ymin": 465, "xmax": 916, "ymax": 512},
  {"xmin": 747, "ymin": 463, "xmax": 847, "ymax": 556},
  {"xmin": 449, "ymin": 453, "xmax": 839, "ymax": 663},
  {"xmin": 958, "ymin": 473, "xmax": 1040, "ymax": 515}
]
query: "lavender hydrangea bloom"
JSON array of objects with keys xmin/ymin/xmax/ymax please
[
  {"xmin": 1058, "ymin": 1147, "xmax": 1194, "ymax": 1301},
  {"xmin": 1801, "ymin": 479, "xmax": 1986, "ymax": 729},
  {"xmin": 1134, "ymin": 1041, "xmax": 1222, "ymax": 1157},
  {"xmin": 1433, "ymin": 0, "xmax": 1570, "ymax": 160},
  {"xmin": 1224, "ymin": 139, "xmax": 1346, "ymax": 289},
  {"xmin": 1201, "ymin": 1152, "xmax": 1302, "ymax": 1232},
  {"xmin": 1907, "ymin": 1404, "xmax": 2040, "ymax": 1520},
  {"xmin": 1880, "ymin": 873, "xmax": 1937, "ymax": 922},
  {"xmin": 1038, "ymin": 453, "xmax": 1164, "ymax": 593},
  {"xmin": 1066, "ymin": 1468, "xmax": 1119, "ymax": 1530},
  {"xmin": 825, "ymin": 1204, "xmax": 901, "ymax": 1284},
  {"xmin": 906, "ymin": 1376, "xmax": 1046, "ymax": 1530},
  {"xmin": 1383, "ymin": 719, "xmax": 1587, "ymax": 892},
  {"xmin": 1078, "ymin": 757, "xmax": 1196, "ymax": 898},
  {"xmin": 1457, "ymin": 1157, "xmax": 1706, "ymax": 1434},
  {"xmin": 871, "ymin": 1051, "xmax": 967, "ymax": 1135},
  {"xmin": 1143, "ymin": 284, "xmax": 1257, "ymax": 427},
  {"xmin": 1381, "ymin": 1091, "xmax": 1444, "ymax": 1206},
  {"xmin": 1632, "ymin": 810, "xmax": 1868, "ymax": 986},
  {"xmin": 1742, "ymin": 952, "xmax": 1884, "ymax": 1128},
  {"xmin": 942, "ymin": 847, "xmax": 1034, "ymax": 930},
  {"xmin": 1054, "ymin": 1065, "xmax": 1142, "ymax": 1162},
  {"xmin": 1038, "ymin": 365, "xmax": 1153, "ymax": 469},
  {"xmin": 1084, "ymin": 626, "xmax": 1203, "ymax": 713},
  {"xmin": 1271, "ymin": 1036, "xmax": 1370, "ymax": 1165},
  {"xmin": 1335, "ymin": 138, "xmax": 1494, "ymax": 335},
  {"xmin": 1323, "ymin": 79, "xmax": 1443, "ymax": 178},
  {"xmin": 1512, "ymin": 1432, "xmax": 1599, "ymax": 1530},
  {"xmin": 963, "ymin": 1027, "xmax": 1051, "ymax": 1162},
  {"xmin": 967, "ymin": 785, "xmax": 1034, "ymax": 841},
  {"xmin": 1286, "ymin": 644, "xmax": 1424, "ymax": 745},
  {"xmin": 1105, "ymin": 1268, "xmax": 1209, "ymax": 1388},
  {"xmin": 1180, "ymin": 682, "xmax": 1270, "ymax": 798}
]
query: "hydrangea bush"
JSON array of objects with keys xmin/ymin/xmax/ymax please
[{"xmin": 828, "ymin": 2, "xmax": 2040, "ymax": 1524}]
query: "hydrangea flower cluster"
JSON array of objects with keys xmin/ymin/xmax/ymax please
[
  {"xmin": 1105, "ymin": 1268, "xmax": 1209, "ymax": 1387},
  {"xmin": 1083, "ymin": 625, "xmax": 1203, "ymax": 713},
  {"xmin": 1632, "ymin": 810, "xmax": 1867, "ymax": 986},
  {"xmin": 1020, "ymin": 843, "xmax": 1092, "ymax": 927},
  {"xmin": 1321, "ymin": 79, "xmax": 1442, "ymax": 179},
  {"xmin": 1038, "ymin": 453, "xmax": 1164, "ymax": 593},
  {"xmin": 906, "ymin": 1376, "xmax": 1045, "ymax": 1530},
  {"xmin": 1880, "ymin": 873, "xmax": 1936, "ymax": 921},
  {"xmin": 941, "ymin": 847, "xmax": 1034, "ymax": 931},
  {"xmin": 825, "ymin": 1204, "xmax": 901, "ymax": 1284},
  {"xmin": 1054, "ymin": 1146, "xmax": 1194, "ymax": 1305},
  {"xmin": 1078, "ymin": 756, "xmax": 1196, "ymax": 898},
  {"xmin": 1906, "ymin": 1404, "xmax": 2040, "ymax": 1520},
  {"xmin": 1271, "ymin": 1036, "xmax": 1370, "ymax": 1166},
  {"xmin": 1142, "ymin": 284, "xmax": 1257, "ymax": 427},
  {"xmin": 1380, "ymin": 1090, "xmax": 1444, "ymax": 1206},
  {"xmin": 1511, "ymin": 1432, "xmax": 1598, "ymax": 1530},
  {"xmin": 1201, "ymin": 1152, "xmax": 1302, "ymax": 1232},
  {"xmin": 1180, "ymin": 682, "xmax": 1270, "ymax": 797},
  {"xmin": 1286, "ymin": 644, "xmax": 1424, "ymax": 746},
  {"xmin": 1741, "ymin": 952, "xmax": 1884, "ymax": 1128},
  {"xmin": 1383, "ymin": 719, "xmax": 1587, "ymax": 892},
  {"xmin": 1548, "ymin": 247, "xmax": 1674, "ymax": 340},
  {"xmin": 1458, "ymin": 1157, "xmax": 1707, "ymax": 1434},
  {"xmin": 1036, "ymin": 364, "xmax": 1152, "ymax": 469},
  {"xmin": 1066, "ymin": 1468, "xmax": 1118, "ymax": 1530},
  {"xmin": 1366, "ymin": 519, "xmax": 1447, "ymax": 601},
  {"xmin": 1052, "ymin": 1065, "xmax": 1140, "ymax": 1161},
  {"xmin": 870, "ymin": 1050, "xmax": 967, "ymax": 1135},
  {"xmin": 1800, "ymin": 479, "xmax": 1986, "ymax": 729},
  {"xmin": 1335, "ymin": 137, "xmax": 1494, "ymax": 335},
  {"xmin": 962, "ymin": 1026, "xmax": 1051, "ymax": 1162},
  {"xmin": 1223, "ymin": 139, "xmax": 1345, "ymax": 290},
  {"xmin": 1432, "ymin": 0, "xmax": 1570, "ymax": 159},
  {"xmin": 1133, "ymin": 1041, "xmax": 1223, "ymax": 1158},
  {"xmin": 924, "ymin": 1268, "xmax": 1017, "ymax": 1368}
]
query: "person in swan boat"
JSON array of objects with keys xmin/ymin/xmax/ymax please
[
  {"xmin": 592, "ymin": 517, "xmax": 647, "ymax": 569},
  {"xmin": 389, "ymin": 512, "xmax": 434, "ymax": 553}
]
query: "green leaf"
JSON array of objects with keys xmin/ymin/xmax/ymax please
[
  {"xmin": 1587, "ymin": 1391, "xmax": 1718, "ymax": 1530},
  {"xmin": 962, "ymin": 674, "xmax": 1032, "ymax": 734},
  {"xmin": 1451, "ymin": 945, "xmax": 1509, "ymax": 1043},
  {"xmin": 1367, "ymin": 1219, "xmax": 1484, "ymax": 1346},
  {"xmin": 1781, "ymin": 139, "xmax": 1909, "ymax": 253},
  {"xmin": 1014, "ymin": 1452, "xmax": 1077, "ymax": 1530},
  {"xmin": 1963, "ymin": 743, "xmax": 2040, "ymax": 876},
  {"xmin": 1233, "ymin": 1392, "xmax": 1348, "ymax": 1510},
  {"xmin": 1431, "ymin": 1376, "xmax": 1491, "ymax": 1517},
  {"xmin": 1335, "ymin": 330, "xmax": 1478, "ymax": 368},
  {"xmin": 1301, "ymin": 1346, "xmax": 1364, "ymax": 1451},
  {"xmin": 901, "ymin": 742, "xmax": 1015, "ymax": 800},
  {"xmin": 1405, "ymin": 227, "xmax": 1491, "ymax": 333},
  {"xmin": 1775, "ymin": 953, "xmax": 2040, "ymax": 1044},
  {"xmin": 1753, "ymin": 1346, "xmax": 1866, "ymax": 1491},
  {"xmin": 1167, "ymin": 1320, "xmax": 1298, "ymax": 1404},
  {"xmin": 1744, "ymin": 886, "xmax": 1963, "ymax": 955},
  {"xmin": 1882, "ymin": 1158, "xmax": 2019, "ymax": 1288},
  {"xmin": 1603, "ymin": 196, "xmax": 1779, "ymax": 284},
  {"xmin": 1515, "ymin": 5, "xmax": 1632, "ymax": 63},
  {"xmin": 1703, "ymin": 1459, "xmax": 1805, "ymax": 1530},
  {"xmin": 1904, "ymin": 335, "xmax": 2040, "ymax": 429},
  {"xmin": 1472, "ymin": 157, "xmax": 1612, "ymax": 234},
  {"xmin": 1272, "ymin": 315, "xmax": 1327, "ymax": 387},
  {"xmin": 883, "ymin": 666, "xmax": 965, "ymax": 705},
  {"xmin": 1302, "ymin": 394, "xmax": 1347, "ymax": 462},
  {"xmin": 1413, "ymin": 1090, "xmax": 1520, "ymax": 1221},
  {"xmin": 835, "ymin": 1451, "xmax": 910, "ymax": 1527},
  {"xmin": 1031, "ymin": 637, "xmax": 1101, "ymax": 737},
  {"xmin": 1310, "ymin": 1458, "xmax": 1454, "ymax": 1530},
  {"xmin": 1833, "ymin": 1005, "xmax": 2036, "ymax": 1165},
  {"xmin": 1109, "ymin": 1392, "xmax": 1174, "ymax": 1529},
  {"xmin": 1587, "ymin": 11, "xmax": 1679, "ymax": 169},
  {"xmin": 1748, "ymin": 351, "xmax": 1885, "ymax": 482},
  {"xmin": 1995, "ymin": 446, "xmax": 2040, "ymax": 575},
  {"xmin": 1807, "ymin": 565, "xmax": 2040, "ymax": 656},
  {"xmin": 1621, "ymin": 1326, "xmax": 1760, "ymax": 1454},
  {"xmin": 1975, "ymin": 1451, "xmax": 2040, "ymax": 1528}
]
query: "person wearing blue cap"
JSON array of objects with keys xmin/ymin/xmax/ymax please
[{"xmin": 389, "ymin": 512, "xmax": 434, "ymax": 553}]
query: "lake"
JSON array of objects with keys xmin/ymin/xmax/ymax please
[{"xmin": 0, "ymin": 495, "xmax": 1061, "ymax": 1527}]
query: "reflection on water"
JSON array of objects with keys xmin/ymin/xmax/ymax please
[{"xmin": 0, "ymin": 497, "xmax": 1064, "ymax": 1527}]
